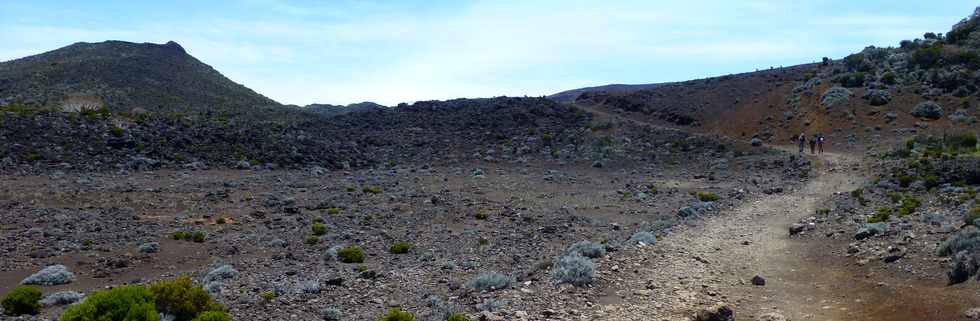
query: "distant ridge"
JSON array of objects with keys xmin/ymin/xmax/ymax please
[
  {"xmin": 548, "ymin": 83, "xmax": 669, "ymax": 103},
  {"xmin": 0, "ymin": 40, "xmax": 281, "ymax": 114}
]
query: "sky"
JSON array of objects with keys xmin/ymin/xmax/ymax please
[{"xmin": 0, "ymin": 1, "xmax": 977, "ymax": 106}]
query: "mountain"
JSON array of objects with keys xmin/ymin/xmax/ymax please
[
  {"xmin": 0, "ymin": 40, "xmax": 281, "ymax": 115},
  {"xmin": 568, "ymin": 10, "xmax": 980, "ymax": 148},
  {"xmin": 549, "ymin": 83, "xmax": 668, "ymax": 103},
  {"xmin": 305, "ymin": 101, "xmax": 387, "ymax": 116}
]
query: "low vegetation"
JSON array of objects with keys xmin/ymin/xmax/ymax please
[
  {"xmin": 2, "ymin": 286, "xmax": 41, "ymax": 316},
  {"xmin": 337, "ymin": 246, "xmax": 366, "ymax": 263}
]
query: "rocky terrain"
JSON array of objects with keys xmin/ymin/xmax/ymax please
[{"xmin": 2, "ymin": 6, "xmax": 980, "ymax": 321}]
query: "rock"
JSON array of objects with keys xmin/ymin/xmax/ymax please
[
  {"xmin": 750, "ymin": 138, "xmax": 763, "ymax": 147},
  {"xmin": 139, "ymin": 242, "xmax": 160, "ymax": 253},
  {"xmin": 864, "ymin": 89, "xmax": 891, "ymax": 106},
  {"xmin": 478, "ymin": 311, "xmax": 504, "ymax": 321},
  {"xmin": 965, "ymin": 307, "xmax": 980, "ymax": 319},
  {"xmin": 591, "ymin": 160, "xmax": 604, "ymax": 168},
  {"xmin": 756, "ymin": 312, "xmax": 788, "ymax": 321},
  {"xmin": 235, "ymin": 160, "xmax": 252, "ymax": 169},
  {"xmin": 821, "ymin": 87, "xmax": 852, "ymax": 109},
  {"xmin": 789, "ymin": 224, "xmax": 806, "ymax": 235},
  {"xmin": 694, "ymin": 303, "xmax": 735, "ymax": 321},
  {"xmin": 911, "ymin": 101, "xmax": 944, "ymax": 119},
  {"xmin": 882, "ymin": 247, "xmax": 906, "ymax": 263},
  {"xmin": 950, "ymin": 109, "xmax": 978, "ymax": 124},
  {"xmin": 22, "ymin": 265, "xmax": 76, "ymax": 285},
  {"xmin": 751, "ymin": 275, "xmax": 766, "ymax": 286}
]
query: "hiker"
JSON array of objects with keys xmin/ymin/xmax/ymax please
[
  {"xmin": 798, "ymin": 133, "xmax": 806, "ymax": 153},
  {"xmin": 810, "ymin": 135, "xmax": 817, "ymax": 154},
  {"xmin": 818, "ymin": 134, "xmax": 825, "ymax": 154}
]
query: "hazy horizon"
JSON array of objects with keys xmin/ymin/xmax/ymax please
[{"xmin": 1, "ymin": 0, "xmax": 976, "ymax": 106}]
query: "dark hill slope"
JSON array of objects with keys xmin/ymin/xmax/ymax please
[{"xmin": 0, "ymin": 41, "xmax": 281, "ymax": 114}]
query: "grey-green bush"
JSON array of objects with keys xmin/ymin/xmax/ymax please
[
  {"xmin": 467, "ymin": 272, "xmax": 512, "ymax": 292},
  {"xmin": 566, "ymin": 240, "xmax": 606, "ymax": 258},
  {"xmin": 552, "ymin": 253, "xmax": 595, "ymax": 287}
]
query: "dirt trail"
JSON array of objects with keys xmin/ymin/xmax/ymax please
[
  {"xmin": 575, "ymin": 103, "xmax": 975, "ymax": 320},
  {"xmin": 591, "ymin": 151, "xmax": 975, "ymax": 320}
]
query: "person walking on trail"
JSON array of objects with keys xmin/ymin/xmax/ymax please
[
  {"xmin": 817, "ymin": 134, "xmax": 825, "ymax": 154},
  {"xmin": 809, "ymin": 135, "xmax": 817, "ymax": 154},
  {"xmin": 798, "ymin": 133, "xmax": 806, "ymax": 153}
]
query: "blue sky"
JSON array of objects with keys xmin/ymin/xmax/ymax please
[{"xmin": 0, "ymin": 1, "xmax": 976, "ymax": 106}]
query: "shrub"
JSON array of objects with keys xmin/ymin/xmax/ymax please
[
  {"xmin": 937, "ymin": 226, "xmax": 980, "ymax": 256},
  {"xmin": 110, "ymin": 126, "xmax": 125, "ymax": 137},
  {"xmin": 565, "ymin": 240, "xmax": 606, "ymax": 258},
  {"xmin": 60, "ymin": 285, "xmax": 158, "ymax": 321},
  {"xmin": 817, "ymin": 208, "xmax": 830, "ymax": 215},
  {"xmin": 696, "ymin": 192, "xmax": 720, "ymax": 202},
  {"xmin": 192, "ymin": 231, "xmax": 205, "ymax": 243},
  {"xmin": 552, "ymin": 253, "xmax": 595, "ymax": 287},
  {"xmin": 886, "ymin": 192, "xmax": 904, "ymax": 203},
  {"xmin": 306, "ymin": 235, "xmax": 320, "ymax": 245},
  {"xmin": 898, "ymin": 197, "xmax": 921, "ymax": 216},
  {"xmin": 2, "ymin": 286, "xmax": 41, "ymax": 316},
  {"xmin": 380, "ymin": 308, "xmax": 416, "ymax": 321},
  {"xmin": 467, "ymin": 272, "xmax": 513, "ymax": 292},
  {"xmin": 312, "ymin": 223, "xmax": 327, "ymax": 236},
  {"xmin": 966, "ymin": 206, "xmax": 980, "ymax": 226},
  {"xmin": 362, "ymin": 186, "xmax": 383, "ymax": 194},
  {"xmin": 912, "ymin": 46, "xmax": 942, "ymax": 68},
  {"xmin": 389, "ymin": 241, "xmax": 413, "ymax": 254},
  {"xmin": 39, "ymin": 291, "xmax": 84, "ymax": 307},
  {"xmin": 190, "ymin": 311, "xmax": 231, "ymax": 321},
  {"xmin": 446, "ymin": 312, "xmax": 468, "ymax": 321},
  {"xmin": 629, "ymin": 231, "xmax": 657, "ymax": 245},
  {"xmin": 337, "ymin": 246, "xmax": 365, "ymax": 263},
  {"xmin": 322, "ymin": 308, "xmax": 343, "ymax": 321},
  {"xmin": 897, "ymin": 175, "xmax": 915, "ymax": 188},
  {"xmin": 474, "ymin": 211, "xmax": 489, "ymax": 220},
  {"xmin": 326, "ymin": 208, "xmax": 341, "ymax": 215},
  {"xmin": 21, "ymin": 264, "xmax": 75, "ymax": 285},
  {"xmin": 355, "ymin": 265, "xmax": 368, "ymax": 273},
  {"xmin": 215, "ymin": 217, "xmax": 227, "ymax": 225},
  {"xmin": 924, "ymin": 175, "xmax": 940, "ymax": 189},
  {"xmin": 868, "ymin": 207, "xmax": 892, "ymax": 223},
  {"xmin": 260, "ymin": 291, "xmax": 276, "ymax": 302},
  {"xmin": 149, "ymin": 277, "xmax": 223, "ymax": 321}
]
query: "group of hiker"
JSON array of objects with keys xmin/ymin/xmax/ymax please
[{"xmin": 797, "ymin": 132, "xmax": 826, "ymax": 154}]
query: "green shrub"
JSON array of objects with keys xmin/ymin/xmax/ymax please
[
  {"xmin": 2, "ymin": 286, "xmax": 41, "ymax": 316},
  {"xmin": 898, "ymin": 197, "xmax": 922, "ymax": 216},
  {"xmin": 868, "ymin": 207, "xmax": 892, "ymax": 223},
  {"xmin": 696, "ymin": 192, "xmax": 720, "ymax": 202},
  {"xmin": 474, "ymin": 211, "xmax": 489, "ymax": 220},
  {"xmin": 389, "ymin": 241, "xmax": 413, "ymax": 254},
  {"xmin": 149, "ymin": 277, "xmax": 223, "ymax": 321},
  {"xmin": 844, "ymin": 53, "xmax": 866, "ymax": 71},
  {"xmin": 326, "ymin": 208, "xmax": 341, "ymax": 215},
  {"xmin": 190, "ymin": 311, "xmax": 231, "ymax": 321},
  {"xmin": 886, "ymin": 192, "xmax": 904, "ymax": 203},
  {"xmin": 192, "ymin": 231, "xmax": 205, "ymax": 243},
  {"xmin": 380, "ymin": 308, "xmax": 416, "ymax": 321},
  {"xmin": 446, "ymin": 312, "xmax": 468, "ymax": 321},
  {"xmin": 260, "ymin": 291, "xmax": 276, "ymax": 302},
  {"xmin": 912, "ymin": 46, "xmax": 942, "ymax": 68},
  {"xmin": 362, "ymin": 186, "xmax": 383, "ymax": 194},
  {"xmin": 880, "ymin": 71, "xmax": 897, "ymax": 85},
  {"xmin": 924, "ymin": 175, "xmax": 940, "ymax": 189},
  {"xmin": 110, "ymin": 126, "xmax": 125, "ymax": 137},
  {"xmin": 966, "ymin": 206, "xmax": 980, "ymax": 226},
  {"xmin": 851, "ymin": 188, "xmax": 864, "ymax": 198},
  {"xmin": 306, "ymin": 235, "xmax": 320, "ymax": 245},
  {"xmin": 817, "ymin": 208, "xmax": 830, "ymax": 215},
  {"xmin": 61, "ymin": 285, "xmax": 158, "ymax": 321},
  {"xmin": 337, "ymin": 246, "xmax": 365, "ymax": 263},
  {"xmin": 897, "ymin": 175, "xmax": 915, "ymax": 188},
  {"xmin": 215, "ymin": 217, "xmax": 227, "ymax": 225},
  {"xmin": 355, "ymin": 265, "xmax": 368, "ymax": 273},
  {"xmin": 311, "ymin": 223, "xmax": 327, "ymax": 236}
]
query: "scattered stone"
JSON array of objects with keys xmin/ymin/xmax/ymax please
[
  {"xmin": 751, "ymin": 275, "xmax": 766, "ymax": 286},
  {"xmin": 694, "ymin": 303, "xmax": 735, "ymax": 321}
]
